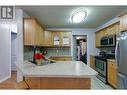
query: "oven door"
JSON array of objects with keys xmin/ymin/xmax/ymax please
[{"xmin": 95, "ymin": 58, "xmax": 106, "ymax": 76}]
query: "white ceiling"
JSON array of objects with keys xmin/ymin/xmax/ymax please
[{"xmin": 17, "ymin": 6, "xmax": 127, "ymax": 28}]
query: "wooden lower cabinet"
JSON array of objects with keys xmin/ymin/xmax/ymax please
[
  {"xmin": 90, "ymin": 55, "xmax": 95, "ymax": 69},
  {"xmin": 25, "ymin": 77, "xmax": 41, "ymax": 89},
  {"xmin": 107, "ymin": 60, "xmax": 118, "ymax": 88},
  {"xmin": 49, "ymin": 56, "xmax": 72, "ymax": 61},
  {"xmin": 24, "ymin": 77, "xmax": 90, "ymax": 89}
]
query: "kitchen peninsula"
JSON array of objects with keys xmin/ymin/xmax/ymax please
[{"xmin": 16, "ymin": 61, "xmax": 97, "ymax": 89}]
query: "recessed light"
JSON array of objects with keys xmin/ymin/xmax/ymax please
[{"xmin": 71, "ymin": 8, "xmax": 87, "ymax": 23}]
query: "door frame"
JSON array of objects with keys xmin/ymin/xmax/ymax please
[{"xmin": 72, "ymin": 35, "xmax": 87, "ymax": 64}]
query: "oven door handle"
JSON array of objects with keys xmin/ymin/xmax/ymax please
[{"xmin": 95, "ymin": 58, "xmax": 106, "ymax": 63}]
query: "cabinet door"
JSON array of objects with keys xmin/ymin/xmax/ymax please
[
  {"xmin": 107, "ymin": 61, "xmax": 117, "ymax": 88},
  {"xmin": 25, "ymin": 77, "xmax": 41, "ymax": 89},
  {"xmin": 39, "ymin": 26, "xmax": 44, "ymax": 46},
  {"xmin": 90, "ymin": 55, "xmax": 95, "ymax": 69},
  {"xmin": 24, "ymin": 18, "xmax": 36, "ymax": 45},
  {"xmin": 102, "ymin": 29, "xmax": 108, "ymax": 36},
  {"xmin": 24, "ymin": 18, "xmax": 44, "ymax": 46},
  {"xmin": 107, "ymin": 23, "xmax": 120, "ymax": 35},
  {"xmin": 35, "ymin": 22, "xmax": 40, "ymax": 46},
  {"xmin": 95, "ymin": 32, "xmax": 101, "ymax": 47},
  {"xmin": 120, "ymin": 14, "xmax": 127, "ymax": 31},
  {"xmin": 61, "ymin": 32, "xmax": 71, "ymax": 46},
  {"xmin": 52, "ymin": 32, "xmax": 62, "ymax": 46},
  {"xmin": 115, "ymin": 23, "xmax": 120, "ymax": 34},
  {"xmin": 44, "ymin": 31, "xmax": 53, "ymax": 46}
]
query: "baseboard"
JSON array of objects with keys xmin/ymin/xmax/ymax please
[{"xmin": 0, "ymin": 75, "xmax": 11, "ymax": 83}]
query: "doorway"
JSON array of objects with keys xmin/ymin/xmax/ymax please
[
  {"xmin": 72, "ymin": 35, "xmax": 87, "ymax": 64},
  {"xmin": 11, "ymin": 32, "xmax": 17, "ymax": 71}
]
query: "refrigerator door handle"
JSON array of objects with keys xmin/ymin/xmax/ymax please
[{"xmin": 115, "ymin": 41, "xmax": 120, "ymax": 66}]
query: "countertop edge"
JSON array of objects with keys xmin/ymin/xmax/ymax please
[{"xmin": 16, "ymin": 61, "xmax": 98, "ymax": 78}]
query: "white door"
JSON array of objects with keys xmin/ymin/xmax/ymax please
[{"xmin": 0, "ymin": 23, "xmax": 11, "ymax": 83}]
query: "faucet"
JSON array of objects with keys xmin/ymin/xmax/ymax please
[{"xmin": 33, "ymin": 46, "xmax": 41, "ymax": 63}]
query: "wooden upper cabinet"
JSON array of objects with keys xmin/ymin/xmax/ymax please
[
  {"xmin": 120, "ymin": 14, "xmax": 127, "ymax": 31},
  {"xmin": 95, "ymin": 31, "xmax": 102, "ymax": 47},
  {"xmin": 52, "ymin": 31, "xmax": 62, "ymax": 46},
  {"xmin": 39, "ymin": 26, "xmax": 45, "ymax": 46},
  {"xmin": 61, "ymin": 32, "xmax": 71, "ymax": 46},
  {"xmin": 51, "ymin": 31, "xmax": 71, "ymax": 47},
  {"xmin": 95, "ymin": 22, "xmax": 120, "ymax": 47},
  {"xmin": 43, "ymin": 31, "xmax": 53, "ymax": 46},
  {"xmin": 107, "ymin": 22, "xmax": 120, "ymax": 35},
  {"xmin": 23, "ymin": 17, "xmax": 44, "ymax": 46},
  {"xmin": 115, "ymin": 23, "xmax": 120, "ymax": 34}
]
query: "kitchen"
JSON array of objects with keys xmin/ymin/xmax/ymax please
[{"xmin": 0, "ymin": 6, "xmax": 127, "ymax": 89}]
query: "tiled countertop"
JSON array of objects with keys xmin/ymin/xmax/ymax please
[{"xmin": 16, "ymin": 61, "xmax": 97, "ymax": 78}]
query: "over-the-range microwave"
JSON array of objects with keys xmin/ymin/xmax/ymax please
[{"xmin": 100, "ymin": 34, "xmax": 116, "ymax": 47}]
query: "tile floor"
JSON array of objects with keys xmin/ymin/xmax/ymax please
[{"xmin": 91, "ymin": 77, "xmax": 113, "ymax": 89}]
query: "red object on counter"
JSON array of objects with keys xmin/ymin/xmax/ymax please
[{"xmin": 33, "ymin": 53, "xmax": 46, "ymax": 60}]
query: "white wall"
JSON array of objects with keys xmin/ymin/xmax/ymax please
[
  {"xmin": 15, "ymin": 9, "xmax": 24, "ymax": 64},
  {"xmin": 0, "ymin": 23, "xmax": 11, "ymax": 83}
]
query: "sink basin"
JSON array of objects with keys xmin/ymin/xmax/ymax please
[{"xmin": 28, "ymin": 60, "xmax": 56, "ymax": 66}]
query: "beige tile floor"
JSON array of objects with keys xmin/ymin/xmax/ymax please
[{"xmin": 91, "ymin": 77, "xmax": 113, "ymax": 89}]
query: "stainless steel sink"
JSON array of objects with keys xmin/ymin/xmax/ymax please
[{"xmin": 28, "ymin": 60, "xmax": 56, "ymax": 66}]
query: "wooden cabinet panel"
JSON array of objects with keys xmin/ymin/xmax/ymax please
[
  {"xmin": 52, "ymin": 32, "xmax": 62, "ymax": 46},
  {"xmin": 107, "ymin": 60, "xmax": 117, "ymax": 88},
  {"xmin": 51, "ymin": 31, "xmax": 71, "ymax": 47},
  {"xmin": 24, "ymin": 18, "xmax": 36, "ymax": 45},
  {"xmin": 35, "ymin": 22, "xmax": 40, "ymax": 45},
  {"xmin": 25, "ymin": 77, "xmax": 90, "ymax": 89},
  {"xmin": 61, "ymin": 32, "xmax": 71, "ymax": 46},
  {"xmin": 43, "ymin": 31, "xmax": 53, "ymax": 46},
  {"xmin": 120, "ymin": 14, "xmax": 127, "ymax": 31},
  {"xmin": 115, "ymin": 23, "xmax": 120, "ymax": 34},
  {"xmin": 39, "ymin": 26, "xmax": 45, "ymax": 46},
  {"xmin": 25, "ymin": 77, "xmax": 41, "ymax": 89},
  {"xmin": 49, "ymin": 56, "xmax": 72, "ymax": 61},
  {"xmin": 95, "ymin": 31, "xmax": 102, "ymax": 47},
  {"xmin": 106, "ymin": 23, "xmax": 120, "ymax": 35},
  {"xmin": 90, "ymin": 55, "xmax": 95, "ymax": 70},
  {"xmin": 23, "ymin": 17, "xmax": 44, "ymax": 46}
]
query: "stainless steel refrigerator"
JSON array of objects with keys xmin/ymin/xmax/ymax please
[{"xmin": 115, "ymin": 32, "xmax": 127, "ymax": 89}]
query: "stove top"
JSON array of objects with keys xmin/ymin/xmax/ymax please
[{"xmin": 95, "ymin": 54, "xmax": 115, "ymax": 61}]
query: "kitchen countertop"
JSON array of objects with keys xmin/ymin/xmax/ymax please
[{"xmin": 16, "ymin": 61, "xmax": 97, "ymax": 78}]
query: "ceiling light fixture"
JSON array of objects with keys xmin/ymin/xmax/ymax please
[{"xmin": 71, "ymin": 8, "xmax": 87, "ymax": 23}]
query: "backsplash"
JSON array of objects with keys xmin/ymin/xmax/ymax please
[
  {"xmin": 24, "ymin": 47, "xmax": 71, "ymax": 60},
  {"xmin": 99, "ymin": 47, "xmax": 115, "ymax": 53},
  {"xmin": 24, "ymin": 47, "xmax": 34, "ymax": 61}
]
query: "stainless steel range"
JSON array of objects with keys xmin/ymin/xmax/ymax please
[{"xmin": 95, "ymin": 51, "xmax": 115, "ymax": 83}]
